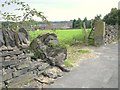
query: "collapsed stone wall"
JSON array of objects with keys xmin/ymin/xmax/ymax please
[
  {"xmin": 104, "ymin": 25, "xmax": 118, "ymax": 44},
  {"xmin": 0, "ymin": 29, "xmax": 67, "ymax": 89}
]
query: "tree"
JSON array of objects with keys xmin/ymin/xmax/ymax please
[
  {"xmin": 83, "ymin": 17, "xmax": 91, "ymax": 28},
  {"xmin": 72, "ymin": 17, "xmax": 91, "ymax": 29},
  {"xmin": 103, "ymin": 8, "xmax": 118, "ymax": 25},
  {"xmin": 0, "ymin": 0, "xmax": 48, "ymax": 30},
  {"xmin": 77, "ymin": 18, "xmax": 82, "ymax": 29},
  {"xmin": 83, "ymin": 17, "xmax": 87, "ymax": 24},
  {"xmin": 118, "ymin": 9, "xmax": 120, "ymax": 25},
  {"xmin": 72, "ymin": 19, "xmax": 76, "ymax": 28},
  {"xmin": 72, "ymin": 18, "xmax": 82, "ymax": 29}
]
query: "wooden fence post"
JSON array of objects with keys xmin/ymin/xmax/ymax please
[{"xmin": 83, "ymin": 22, "xmax": 88, "ymax": 45}]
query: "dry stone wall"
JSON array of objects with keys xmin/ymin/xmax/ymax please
[
  {"xmin": 0, "ymin": 29, "xmax": 66, "ymax": 89},
  {"xmin": 104, "ymin": 25, "xmax": 118, "ymax": 44}
]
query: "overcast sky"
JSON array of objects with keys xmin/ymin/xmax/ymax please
[{"xmin": 0, "ymin": 0, "xmax": 120, "ymax": 21}]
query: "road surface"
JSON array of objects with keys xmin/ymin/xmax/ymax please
[{"xmin": 44, "ymin": 42, "xmax": 118, "ymax": 88}]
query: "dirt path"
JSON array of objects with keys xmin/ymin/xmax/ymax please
[{"xmin": 44, "ymin": 42, "xmax": 118, "ymax": 88}]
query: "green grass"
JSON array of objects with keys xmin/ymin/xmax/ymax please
[
  {"xmin": 29, "ymin": 29, "xmax": 90, "ymax": 46},
  {"xmin": 78, "ymin": 49, "xmax": 90, "ymax": 53},
  {"xmin": 64, "ymin": 59, "xmax": 74, "ymax": 67}
]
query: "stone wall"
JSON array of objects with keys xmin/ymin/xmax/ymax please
[
  {"xmin": 104, "ymin": 25, "xmax": 118, "ymax": 44},
  {"xmin": 0, "ymin": 29, "xmax": 66, "ymax": 89},
  {"xmin": 1, "ymin": 47, "xmax": 50, "ymax": 88}
]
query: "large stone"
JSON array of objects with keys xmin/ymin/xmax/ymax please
[
  {"xmin": 18, "ymin": 32, "xmax": 28, "ymax": 45},
  {"xmin": 20, "ymin": 80, "xmax": 42, "ymax": 88},
  {"xmin": 38, "ymin": 62, "xmax": 50, "ymax": 71},
  {"xmin": 0, "ymin": 57, "xmax": 3, "ymax": 63},
  {"xmin": 12, "ymin": 67, "xmax": 30, "ymax": 77},
  {"xmin": 30, "ymin": 61, "xmax": 49, "ymax": 71},
  {"xmin": 34, "ymin": 75, "xmax": 54, "ymax": 84},
  {"xmin": 4, "ymin": 68, "xmax": 14, "ymax": 74},
  {"xmin": 46, "ymin": 47, "xmax": 67, "ymax": 66},
  {"xmin": 19, "ymin": 28, "xmax": 29, "ymax": 40},
  {"xmin": 0, "ymin": 82, "xmax": 5, "ymax": 89},
  {"xmin": 2, "ymin": 73, "xmax": 12, "ymax": 81},
  {"xmin": 16, "ymin": 63, "xmax": 30, "ymax": 70},
  {"xmin": 1, "ymin": 28, "xmax": 29, "ymax": 48},
  {"xmin": 2, "ymin": 30, "xmax": 16, "ymax": 47},
  {"xmin": 2, "ymin": 60, "xmax": 20, "ymax": 67},
  {"xmin": 43, "ymin": 67, "xmax": 63, "ymax": 79},
  {"xmin": 30, "ymin": 33, "xmax": 68, "ymax": 72},
  {"xmin": 2, "ymin": 50, "xmax": 23, "ymax": 57},
  {"xmin": 17, "ymin": 54, "xmax": 27, "ymax": 60},
  {"xmin": 5, "ymin": 72, "xmax": 35, "ymax": 88}
]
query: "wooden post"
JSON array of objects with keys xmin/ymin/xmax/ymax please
[{"xmin": 83, "ymin": 22, "xmax": 88, "ymax": 45}]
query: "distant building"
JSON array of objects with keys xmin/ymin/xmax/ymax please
[{"xmin": 39, "ymin": 21, "xmax": 73, "ymax": 30}]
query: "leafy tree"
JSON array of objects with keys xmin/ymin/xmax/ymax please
[
  {"xmin": 72, "ymin": 19, "xmax": 76, "ymax": 28},
  {"xmin": 0, "ymin": 0, "xmax": 47, "ymax": 30},
  {"xmin": 83, "ymin": 17, "xmax": 91, "ymax": 28},
  {"xmin": 118, "ymin": 9, "xmax": 120, "ymax": 25},
  {"xmin": 83, "ymin": 17, "xmax": 87, "ymax": 23},
  {"xmin": 103, "ymin": 8, "xmax": 118, "ymax": 25},
  {"xmin": 72, "ymin": 18, "xmax": 82, "ymax": 29},
  {"xmin": 77, "ymin": 18, "xmax": 82, "ymax": 29}
]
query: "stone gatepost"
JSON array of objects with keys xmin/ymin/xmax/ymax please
[{"xmin": 94, "ymin": 20, "xmax": 105, "ymax": 46}]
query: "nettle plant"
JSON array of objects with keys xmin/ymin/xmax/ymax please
[{"xmin": 0, "ymin": 0, "xmax": 48, "ymax": 30}]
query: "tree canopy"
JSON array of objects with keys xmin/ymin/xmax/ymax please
[{"xmin": 103, "ymin": 8, "xmax": 119, "ymax": 25}]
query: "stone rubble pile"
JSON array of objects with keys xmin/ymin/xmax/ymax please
[{"xmin": 0, "ymin": 29, "xmax": 68, "ymax": 89}]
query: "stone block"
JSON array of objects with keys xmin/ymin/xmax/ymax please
[
  {"xmin": 2, "ymin": 50, "xmax": 23, "ymax": 57},
  {"xmin": 4, "ymin": 56, "xmax": 11, "ymax": 61},
  {"xmin": 30, "ymin": 61, "xmax": 43, "ymax": 70},
  {"xmin": 4, "ymin": 68, "xmax": 14, "ymax": 74},
  {"xmin": 11, "ymin": 50, "xmax": 23, "ymax": 55},
  {"xmin": 17, "ymin": 54, "xmax": 27, "ymax": 60},
  {"xmin": 0, "ymin": 57, "xmax": 3, "ymax": 63},
  {"xmin": 2, "ymin": 73, "xmax": 12, "ymax": 81},
  {"xmin": 12, "ymin": 67, "xmax": 30, "ymax": 77},
  {"xmin": 16, "ymin": 63, "xmax": 30, "ymax": 70},
  {"xmin": 38, "ymin": 63, "xmax": 50, "ymax": 71},
  {"xmin": 43, "ymin": 67, "xmax": 63, "ymax": 79},
  {"xmin": 5, "ymin": 72, "xmax": 35, "ymax": 88},
  {"xmin": 10, "ymin": 56, "xmax": 18, "ymax": 61},
  {"xmin": 2, "ymin": 60, "xmax": 20, "ymax": 67},
  {"xmin": 0, "ymin": 82, "xmax": 5, "ymax": 89}
]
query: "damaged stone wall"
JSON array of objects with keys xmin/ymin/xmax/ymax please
[{"xmin": 0, "ymin": 29, "xmax": 67, "ymax": 89}]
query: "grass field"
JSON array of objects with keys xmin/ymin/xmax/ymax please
[{"xmin": 29, "ymin": 29, "xmax": 90, "ymax": 46}]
